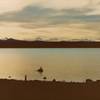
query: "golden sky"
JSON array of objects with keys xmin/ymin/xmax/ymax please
[{"xmin": 0, "ymin": 0, "xmax": 100, "ymax": 41}]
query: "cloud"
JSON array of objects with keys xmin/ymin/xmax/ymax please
[
  {"xmin": 0, "ymin": 0, "xmax": 38, "ymax": 14},
  {"xmin": 0, "ymin": 5, "xmax": 99, "ymax": 24},
  {"xmin": 32, "ymin": 0, "xmax": 100, "ymax": 15},
  {"xmin": 0, "ymin": 0, "xmax": 100, "ymax": 15},
  {"xmin": 37, "ymin": 0, "xmax": 89, "ymax": 9},
  {"xmin": 0, "ymin": 0, "xmax": 100, "ymax": 24},
  {"xmin": 0, "ymin": 6, "xmax": 56, "ymax": 23},
  {"xmin": 0, "ymin": 0, "xmax": 100, "ymax": 41},
  {"xmin": 0, "ymin": 21, "xmax": 99, "ymax": 41}
]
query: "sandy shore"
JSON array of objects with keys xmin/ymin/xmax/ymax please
[{"xmin": 0, "ymin": 79, "xmax": 100, "ymax": 100}]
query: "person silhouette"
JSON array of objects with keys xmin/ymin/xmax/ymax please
[
  {"xmin": 8, "ymin": 76, "xmax": 11, "ymax": 79},
  {"xmin": 37, "ymin": 67, "xmax": 44, "ymax": 75},
  {"xmin": 25, "ymin": 75, "xmax": 27, "ymax": 81}
]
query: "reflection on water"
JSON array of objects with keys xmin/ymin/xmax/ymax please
[{"xmin": 0, "ymin": 48, "xmax": 99, "ymax": 82}]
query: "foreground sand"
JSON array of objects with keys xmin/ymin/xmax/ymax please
[{"xmin": 0, "ymin": 79, "xmax": 100, "ymax": 100}]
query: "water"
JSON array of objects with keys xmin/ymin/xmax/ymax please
[{"xmin": 0, "ymin": 48, "xmax": 100, "ymax": 82}]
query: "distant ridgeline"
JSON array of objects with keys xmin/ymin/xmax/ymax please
[
  {"xmin": 0, "ymin": 38, "xmax": 100, "ymax": 48},
  {"xmin": 0, "ymin": 79, "xmax": 100, "ymax": 100}
]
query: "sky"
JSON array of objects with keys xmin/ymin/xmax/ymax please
[{"xmin": 0, "ymin": 0, "xmax": 100, "ymax": 41}]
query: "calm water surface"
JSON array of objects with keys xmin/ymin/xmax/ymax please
[{"xmin": 0, "ymin": 48, "xmax": 100, "ymax": 82}]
